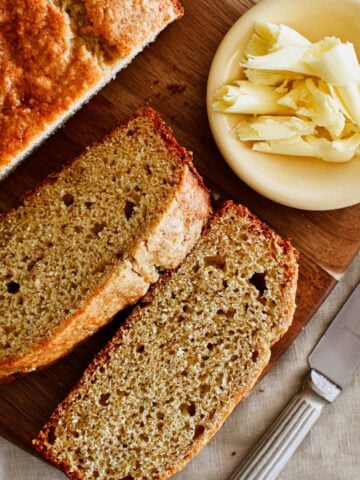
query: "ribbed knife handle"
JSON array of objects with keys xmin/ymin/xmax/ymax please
[{"xmin": 229, "ymin": 371, "xmax": 341, "ymax": 480}]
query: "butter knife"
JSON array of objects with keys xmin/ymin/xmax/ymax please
[{"xmin": 229, "ymin": 282, "xmax": 360, "ymax": 480}]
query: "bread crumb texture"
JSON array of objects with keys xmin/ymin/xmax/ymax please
[
  {"xmin": 34, "ymin": 201, "xmax": 298, "ymax": 480},
  {"xmin": 0, "ymin": 107, "xmax": 211, "ymax": 379},
  {"xmin": 0, "ymin": 0, "xmax": 183, "ymax": 169}
]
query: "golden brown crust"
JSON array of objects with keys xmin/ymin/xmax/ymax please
[
  {"xmin": 0, "ymin": 0, "xmax": 103, "ymax": 169},
  {"xmin": 83, "ymin": 0, "xmax": 184, "ymax": 58},
  {"xmin": 33, "ymin": 201, "xmax": 298, "ymax": 479},
  {"xmin": 0, "ymin": 107, "xmax": 211, "ymax": 381},
  {"xmin": 0, "ymin": 0, "xmax": 183, "ymax": 174}
]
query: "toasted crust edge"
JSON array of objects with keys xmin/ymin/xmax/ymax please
[
  {"xmin": 33, "ymin": 201, "xmax": 299, "ymax": 480},
  {"xmin": 170, "ymin": 0, "xmax": 185, "ymax": 16},
  {"xmin": 0, "ymin": 107, "xmax": 211, "ymax": 382}
]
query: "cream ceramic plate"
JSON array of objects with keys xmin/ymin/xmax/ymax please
[{"xmin": 207, "ymin": 0, "xmax": 360, "ymax": 210}]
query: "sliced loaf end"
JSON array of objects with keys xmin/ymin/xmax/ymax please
[
  {"xmin": 0, "ymin": 0, "xmax": 184, "ymax": 179},
  {"xmin": 0, "ymin": 107, "xmax": 211, "ymax": 381},
  {"xmin": 34, "ymin": 201, "xmax": 298, "ymax": 480}
]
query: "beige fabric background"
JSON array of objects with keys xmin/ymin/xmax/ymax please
[{"xmin": 0, "ymin": 255, "xmax": 359, "ymax": 480}]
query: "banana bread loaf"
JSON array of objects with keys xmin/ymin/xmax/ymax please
[{"xmin": 0, "ymin": 0, "xmax": 183, "ymax": 178}]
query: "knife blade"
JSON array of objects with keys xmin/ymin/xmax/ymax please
[
  {"xmin": 309, "ymin": 282, "xmax": 360, "ymax": 389},
  {"xmin": 229, "ymin": 282, "xmax": 360, "ymax": 480}
]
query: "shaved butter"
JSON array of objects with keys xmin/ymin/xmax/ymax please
[
  {"xmin": 242, "ymin": 21, "xmax": 312, "ymax": 74},
  {"xmin": 213, "ymin": 21, "xmax": 360, "ymax": 162},
  {"xmin": 278, "ymin": 79, "xmax": 346, "ymax": 138},
  {"xmin": 253, "ymin": 135, "xmax": 317, "ymax": 157},
  {"xmin": 330, "ymin": 82, "xmax": 360, "ymax": 128},
  {"xmin": 213, "ymin": 82, "xmax": 291, "ymax": 115},
  {"xmin": 244, "ymin": 68, "xmax": 304, "ymax": 86},
  {"xmin": 304, "ymin": 39, "xmax": 360, "ymax": 126},
  {"xmin": 304, "ymin": 38, "xmax": 360, "ymax": 84},
  {"xmin": 244, "ymin": 21, "xmax": 311, "ymax": 57},
  {"xmin": 236, "ymin": 116, "xmax": 315, "ymax": 141},
  {"xmin": 244, "ymin": 45, "xmax": 312, "ymax": 74},
  {"xmin": 253, "ymin": 133, "xmax": 360, "ymax": 162}
]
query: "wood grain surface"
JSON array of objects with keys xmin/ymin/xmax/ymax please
[{"xmin": 0, "ymin": 0, "xmax": 358, "ymax": 457}]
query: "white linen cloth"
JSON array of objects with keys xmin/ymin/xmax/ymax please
[{"xmin": 1, "ymin": 255, "xmax": 359, "ymax": 480}]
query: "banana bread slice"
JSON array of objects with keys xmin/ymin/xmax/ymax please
[
  {"xmin": 0, "ymin": 0, "xmax": 183, "ymax": 178},
  {"xmin": 0, "ymin": 107, "xmax": 211, "ymax": 381},
  {"xmin": 34, "ymin": 201, "xmax": 298, "ymax": 480}
]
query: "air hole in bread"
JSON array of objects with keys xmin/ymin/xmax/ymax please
[
  {"xmin": 120, "ymin": 475, "xmax": 134, "ymax": 480},
  {"xmin": 92, "ymin": 223, "xmax": 106, "ymax": 236},
  {"xmin": 74, "ymin": 225, "xmax": 83, "ymax": 234},
  {"xmin": 93, "ymin": 262, "xmax": 107, "ymax": 275},
  {"xmin": 145, "ymin": 164, "xmax": 152, "ymax": 175},
  {"xmin": 139, "ymin": 433, "xmax": 149, "ymax": 442},
  {"xmin": 7, "ymin": 281, "xmax": 20, "ymax": 294},
  {"xmin": 127, "ymin": 127, "xmax": 139, "ymax": 137},
  {"xmin": 27, "ymin": 257, "xmax": 43, "ymax": 271},
  {"xmin": 252, "ymin": 350, "xmax": 259, "ymax": 363},
  {"xmin": 180, "ymin": 402, "xmax": 196, "ymax": 417},
  {"xmin": 62, "ymin": 193, "xmax": 74, "ymax": 206},
  {"xmin": 99, "ymin": 393, "xmax": 111, "ymax": 407},
  {"xmin": 136, "ymin": 345, "xmax": 145, "ymax": 353},
  {"xmin": 216, "ymin": 309, "xmax": 235, "ymax": 319},
  {"xmin": 249, "ymin": 272, "xmax": 267, "ymax": 296},
  {"xmin": 204, "ymin": 255, "xmax": 226, "ymax": 270},
  {"xmin": 200, "ymin": 383, "xmax": 210, "ymax": 395},
  {"xmin": 124, "ymin": 200, "xmax": 136, "ymax": 220},
  {"xmin": 193, "ymin": 424, "xmax": 205, "ymax": 440},
  {"xmin": 183, "ymin": 304, "xmax": 192, "ymax": 314},
  {"xmin": 84, "ymin": 201, "xmax": 95, "ymax": 209},
  {"xmin": 47, "ymin": 426, "xmax": 57, "ymax": 445}
]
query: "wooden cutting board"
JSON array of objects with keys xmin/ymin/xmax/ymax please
[{"xmin": 0, "ymin": 0, "xmax": 359, "ymax": 458}]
